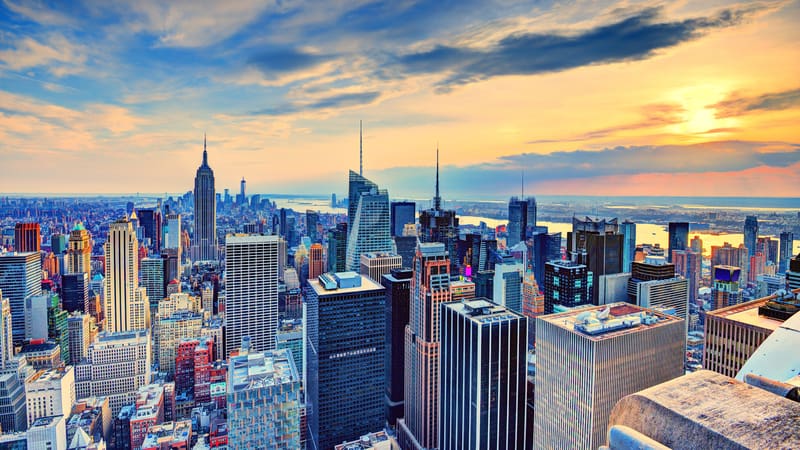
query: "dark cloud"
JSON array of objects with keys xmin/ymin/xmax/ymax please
[
  {"xmin": 395, "ymin": 5, "xmax": 762, "ymax": 91},
  {"xmin": 712, "ymin": 88, "xmax": 800, "ymax": 118},
  {"xmin": 247, "ymin": 48, "xmax": 331, "ymax": 75},
  {"xmin": 375, "ymin": 141, "xmax": 800, "ymax": 196},
  {"xmin": 248, "ymin": 91, "xmax": 380, "ymax": 115}
]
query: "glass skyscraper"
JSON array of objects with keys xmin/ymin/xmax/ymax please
[
  {"xmin": 620, "ymin": 219, "xmax": 636, "ymax": 273},
  {"xmin": 192, "ymin": 136, "xmax": 218, "ymax": 262},
  {"xmin": 345, "ymin": 181, "xmax": 392, "ymax": 272},
  {"xmin": 391, "ymin": 201, "xmax": 416, "ymax": 237},
  {"xmin": 667, "ymin": 222, "xmax": 689, "ymax": 263},
  {"xmin": 0, "ymin": 252, "xmax": 42, "ymax": 342},
  {"xmin": 744, "ymin": 215, "xmax": 759, "ymax": 258}
]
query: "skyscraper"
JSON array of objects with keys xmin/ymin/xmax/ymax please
[
  {"xmin": 345, "ymin": 179, "xmax": 392, "ymax": 272},
  {"xmin": 543, "ymin": 260, "xmax": 591, "ymax": 313},
  {"xmin": 0, "ymin": 252, "xmax": 42, "ymax": 342},
  {"xmin": 744, "ymin": 215, "xmax": 758, "ymax": 258},
  {"xmin": 224, "ymin": 234, "xmax": 279, "ymax": 357},
  {"xmin": 493, "ymin": 257, "xmax": 524, "ymax": 313},
  {"xmin": 507, "ymin": 197, "xmax": 527, "ymax": 248},
  {"xmin": 690, "ymin": 235, "xmax": 703, "ymax": 254},
  {"xmin": 348, "ymin": 170, "xmax": 378, "ymax": 232},
  {"xmin": 620, "ymin": 220, "xmax": 636, "ymax": 273},
  {"xmin": 391, "ymin": 201, "xmax": 416, "ymax": 237},
  {"xmin": 137, "ymin": 208, "xmax": 162, "ymax": 254},
  {"xmin": 327, "ymin": 223, "xmax": 348, "ymax": 273},
  {"xmin": 671, "ymin": 249, "xmax": 701, "ymax": 302},
  {"xmin": 418, "ymin": 149, "xmax": 459, "ymax": 274},
  {"xmin": 305, "ymin": 272, "xmax": 385, "ymax": 450},
  {"xmin": 382, "ymin": 268, "xmax": 412, "ymax": 427},
  {"xmin": 140, "ymin": 257, "xmax": 165, "ymax": 304},
  {"xmin": 192, "ymin": 136, "xmax": 218, "ymax": 262},
  {"xmin": 308, "ymin": 243, "xmax": 325, "ymax": 280},
  {"xmin": 360, "ymin": 252, "xmax": 402, "ymax": 283},
  {"xmin": 398, "ymin": 243, "xmax": 451, "ymax": 450},
  {"xmin": 534, "ymin": 303, "xmax": 684, "ymax": 449},
  {"xmin": 526, "ymin": 197, "xmax": 538, "ymax": 232},
  {"xmin": 238, "ymin": 176, "xmax": 247, "ymax": 205},
  {"xmin": 163, "ymin": 213, "xmax": 181, "ymax": 256},
  {"xmin": 531, "ymin": 231, "xmax": 561, "ymax": 286},
  {"xmin": 779, "ymin": 231, "xmax": 794, "ymax": 273},
  {"xmin": 305, "ymin": 210, "xmax": 320, "ymax": 242},
  {"xmin": 104, "ymin": 218, "xmax": 145, "ymax": 333},
  {"xmin": 14, "ymin": 223, "xmax": 40, "ymax": 253},
  {"xmin": 667, "ymin": 222, "xmax": 689, "ymax": 263},
  {"xmin": 439, "ymin": 299, "xmax": 529, "ymax": 450},
  {"xmin": 568, "ymin": 217, "xmax": 623, "ymax": 304}
]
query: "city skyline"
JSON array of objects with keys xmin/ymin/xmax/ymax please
[{"xmin": 1, "ymin": 1, "xmax": 799, "ymax": 197}]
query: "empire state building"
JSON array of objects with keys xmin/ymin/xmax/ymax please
[{"xmin": 192, "ymin": 136, "xmax": 218, "ymax": 262}]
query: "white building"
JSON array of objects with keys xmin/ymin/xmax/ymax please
[
  {"xmin": 103, "ymin": 219, "xmax": 143, "ymax": 333},
  {"xmin": 28, "ymin": 415, "xmax": 67, "ymax": 450},
  {"xmin": 67, "ymin": 313, "xmax": 91, "ymax": 365},
  {"xmin": 224, "ymin": 234, "xmax": 279, "ymax": 358},
  {"xmin": 25, "ymin": 366, "xmax": 76, "ymax": 427}
]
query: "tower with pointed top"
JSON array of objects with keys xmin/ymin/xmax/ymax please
[
  {"xmin": 419, "ymin": 148, "xmax": 460, "ymax": 274},
  {"xmin": 192, "ymin": 135, "xmax": 218, "ymax": 262}
]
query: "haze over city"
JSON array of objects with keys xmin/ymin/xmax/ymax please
[{"xmin": 1, "ymin": 0, "xmax": 799, "ymax": 197}]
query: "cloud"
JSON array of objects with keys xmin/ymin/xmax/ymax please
[
  {"xmin": 395, "ymin": 5, "xmax": 765, "ymax": 91},
  {"xmin": 248, "ymin": 48, "xmax": 332, "ymax": 75},
  {"xmin": 3, "ymin": 0, "xmax": 77, "ymax": 26},
  {"xmin": 712, "ymin": 88, "xmax": 800, "ymax": 118},
  {"xmin": 248, "ymin": 91, "xmax": 380, "ymax": 116},
  {"xmin": 0, "ymin": 34, "xmax": 88, "ymax": 76}
]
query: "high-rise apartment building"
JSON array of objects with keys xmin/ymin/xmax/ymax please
[
  {"xmin": 439, "ymin": 299, "xmax": 529, "ymax": 450},
  {"xmin": 305, "ymin": 272, "xmax": 385, "ymax": 450},
  {"xmin": 360, "ymin": 252, "xmax": 402, "ymax": 283},
  {"xmin": 543, "ymin": 260, "xmax": 591, "ymax": 313},
  {"xmin": 74, "ymin": 330, "xmax": 151, "ymax": 416},
  {"xmin": 14, "ymin": 223, "xmax": 40, "ymax": 253},
  {"xmin": 744, "ymin": 215, "xmax": 758, "ymax": 258},
  {"xmin": 227, "ymin": 349, "xmax": 300, "ymax": 449},
  {"xmin": 398, "ymin": 243, "xmax": 451, "ymax": 450},
  {"xmin": 345, "ymin": 182, "xmax": 392, "ymax": 272},
  {"xmin": 391, "ymin": 201, "xmax": 416, "ymax": 237},
  {"xmin": 224, "ymin": 234, "xmax": 279, "ymax": 357},
  {"xmin": 0, "ymin": 251, "xmax": 42, "ymax": 342},
  {"xmin": 534, "ymin": 303, "xmax": 684, "ymax": 449},
  {"xmin": 65, "ymin": 223, "xmax": 91, "ymax": 275},
  {"xmin": 667, "ymin": 222, "xmax": 689, "ymax": 263},
  {"xmin": 192, "ymin": 137, "xmax": 218, "ymax": 262},
  {"xmin": 382, "ymin": 268, "xmax": 412, "ymax": 427}
]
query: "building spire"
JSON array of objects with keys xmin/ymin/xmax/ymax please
[
  {"xmin": 359, "ymin": 120, "xmax": 363, "ymax": 176},
  {"xmin": 434, "ymin": 144, "xmax": 441, "ymax": 211},
  {"xmin": 203, "ymin": 133, "xmax": 208, "ymax": 166},
  {"xmin": 521, "ymin": 169, "xmax": 524, "ymax": 198}
]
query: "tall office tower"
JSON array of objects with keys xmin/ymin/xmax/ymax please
[
  {"xmin": 382, "ymin": 268, "xmax": 412, "ymax": 427},
  {"xmin": 620, "ymin": 220, "xmax": 636, "ymax": 273},
  {"xmin": 227, "ymin": 349, "xmax": 300, "ymax": 449},
  {"xmin": 711, "ymin": 265, "xmax": 743, "ymax": 310},
  {"xmin": 568, "ymin": 217, "xmax": 623, "ymax": 304},
  {"xmin": 526, "ymin": 197, "xmax": 538, "ymax": 231},
  {"xmin": 360, "ymin": 252, "xmax": 402, "ymax": 283},
  {"xmin": 65, "ymin": 223, "xmax": 91, "ymax": 275},
  {"xmin": 0, "ymin": 296, "xmax": 14, "ymax": 366},
  {"xmin": 74, "ymin": 329, "xmax": 152, "ymax": 416},
  {"xmin": 238, "ymin": 176, "xmax": 247, "ymax": 205},
  {"xmin": 418, "ymin": 150, "xmax": 460, "ymax": 274},
  {"xmin": 224, "ymin": 234, "xmax": 279, "ymax": 357},
  {"xmin": 531, "ymin": 231, "xmax": 561, "ymax": 286},
  {"xmin": 25, "ymin": 367, "xmax": 76, "ymax": 427},
  {"xmin": 744, "ymin": 215, "xmax": 758, "ymax": 258},
  {"xmin": 306, "ymin": 272, "xmax": 385, "ymax": 449},
  {"xmin": 704, "ymin": 289, "xmax": 799, "ymax": 377},
  {"xmin": 140, "ymin": 257, "xmax": 164, "ymax": 305},
  {"xmin": 51, "ymin": 233, "xmax": 67, "ymax": 255},
  {"xmin": 67, "ymin": 313, "xmax": 90, "ymax": 364},
  {"xmin": 14, "ymin": 222, "xmax": 40, "ymax": 252},
  {"xmin": 534, "ymin": 303, "xmax": 684, "ymax": 449},
  {"xmin": 690, "ymin": 235, "xmax": 703, "ymax": 254},
  {"xmin": 0, "ymin": 252, "xmax": 42, "ymax": 342},
  {"xmin": 192, "ymin": 137, "xmax": 218, "ymax": 262},
  {"xmin": 398, "ymin": 243, "xmax": 451, "ymax": 450},
  {"xmin": 156, "ymin": 310, "xmax": 203, "ymax": 374},
  {"xmin": 493, "ymin": 257, "xmax": 524, "ymax": 313},
  {"xmin": 61, "ymin": 272, "xmax": 89, "ymax": 313},
  {"xmin": 543, "ymin": 260, "xmax": 591, "ymax": 313},
  {"xmin": 788, "ymin": 255, "xmax": 800, "ymax": 290},
  {"xmin": 439, "ymin": 299, "xmax": 529, "ymax": 450},
  {"xmin": 568, "ymin": 216, "xmax": 618, "ymax": 254},
  {"xmin": 507, "ymin": 197, "xmax": 528, "ymax": 248},
  {"xmin": 391, "ymin": 201, "xmax": 416, "ymax": 237},
  {"xmin": 779, "ymin": 231, "xmax": 794, "ymax": 273},
  {"xmin": 308, "ymin": 243, "xmax": 325, "ymax": 280},
  {"xmin": 103, "ymin": 218, "xmax": 142, "ymax": 333},
  {"xmin": 667, "ymin": 222, "xmax": 689, "ymax": 263},
  {"xmin": 163, "ymin": 213, "xmax": 181, "ymax": 254},
  {"xmin": 136, "ymin": 209, "xmax": 162, "ymax": 253},
  {"xmin": 348, "ymin": 170, "xmax": 378, "ymax": 231},
  {"xmin": 305, "ymin": 210, "xmax": 319, "ymax": 243},
  {"xmin": 345, "ymin": 184, "xmax": 392, "ymax": 272},
  {"xmin": 671, "ymin": 250, "xmax": 701, "ymax": 302},
  {"xmin": 327, "ymin": 223, "xmax": 348, "ymax": 273},
  {"xmin": 522, "ymin": 272, "xmax": 544, "ymax": 346}
]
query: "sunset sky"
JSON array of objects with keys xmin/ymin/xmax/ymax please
[{"xmin": 1, "ymin": 0, "xmax": 799, "ymax": 199}]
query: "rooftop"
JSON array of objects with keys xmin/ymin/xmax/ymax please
[
  {"xmin": 334, "ymin": 430, "xmax": 395, "ymax": 450},
  {"xmin": 539, "ymin": 302, "xmax": 682, "ymax": 341},
  {"xmin": 309, "ymin": 272, "xmax": 384, "ymax": 296},
  {"xmin": 26, "ymin": 366, "xmax": 73, "ymax": 384},
  {"xmin": 444, "ymin": 298, "xmax": 524, "ymax": 325},
  {"xmin": 31, "ymin": 415, "xmax": 61, "ymax": 428},
  {"xmin": 707, "ymin": 289, "xmax": 800, "ymax": 331},
  {"xmin": 226, "ymin": 233, "xmax": 279, "ymax": 244},
  {"xmin": 228, "ymin": 349, "xmax": 298, "ymax": 394},
  {"xmin": 141, "ymin": 420, "xmax": 192, "ymax": 447},
  {"xmin": 361, "ymin": 252, "xmax": 400, "ymax": 259}
]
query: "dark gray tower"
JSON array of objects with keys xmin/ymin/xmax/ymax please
[{"xmin": 192, "ymin": 135, "xmax": 218, "ymax": 261}]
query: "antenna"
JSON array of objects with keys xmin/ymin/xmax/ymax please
[
  {"xmin": 359, "ymin": 120, "xmax": 363, "ymax": 176},
  {"xmin": 521, "ymin": 169, "xmax": 524, "ymax": 198},
  {"xmin": 434, "ymin": 144, "xmax": 441, "ymax": 210}
]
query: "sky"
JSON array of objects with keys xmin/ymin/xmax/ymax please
[{"xmin": 0, "ymin": 0, "xmax": 799, "ymax": 199}]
